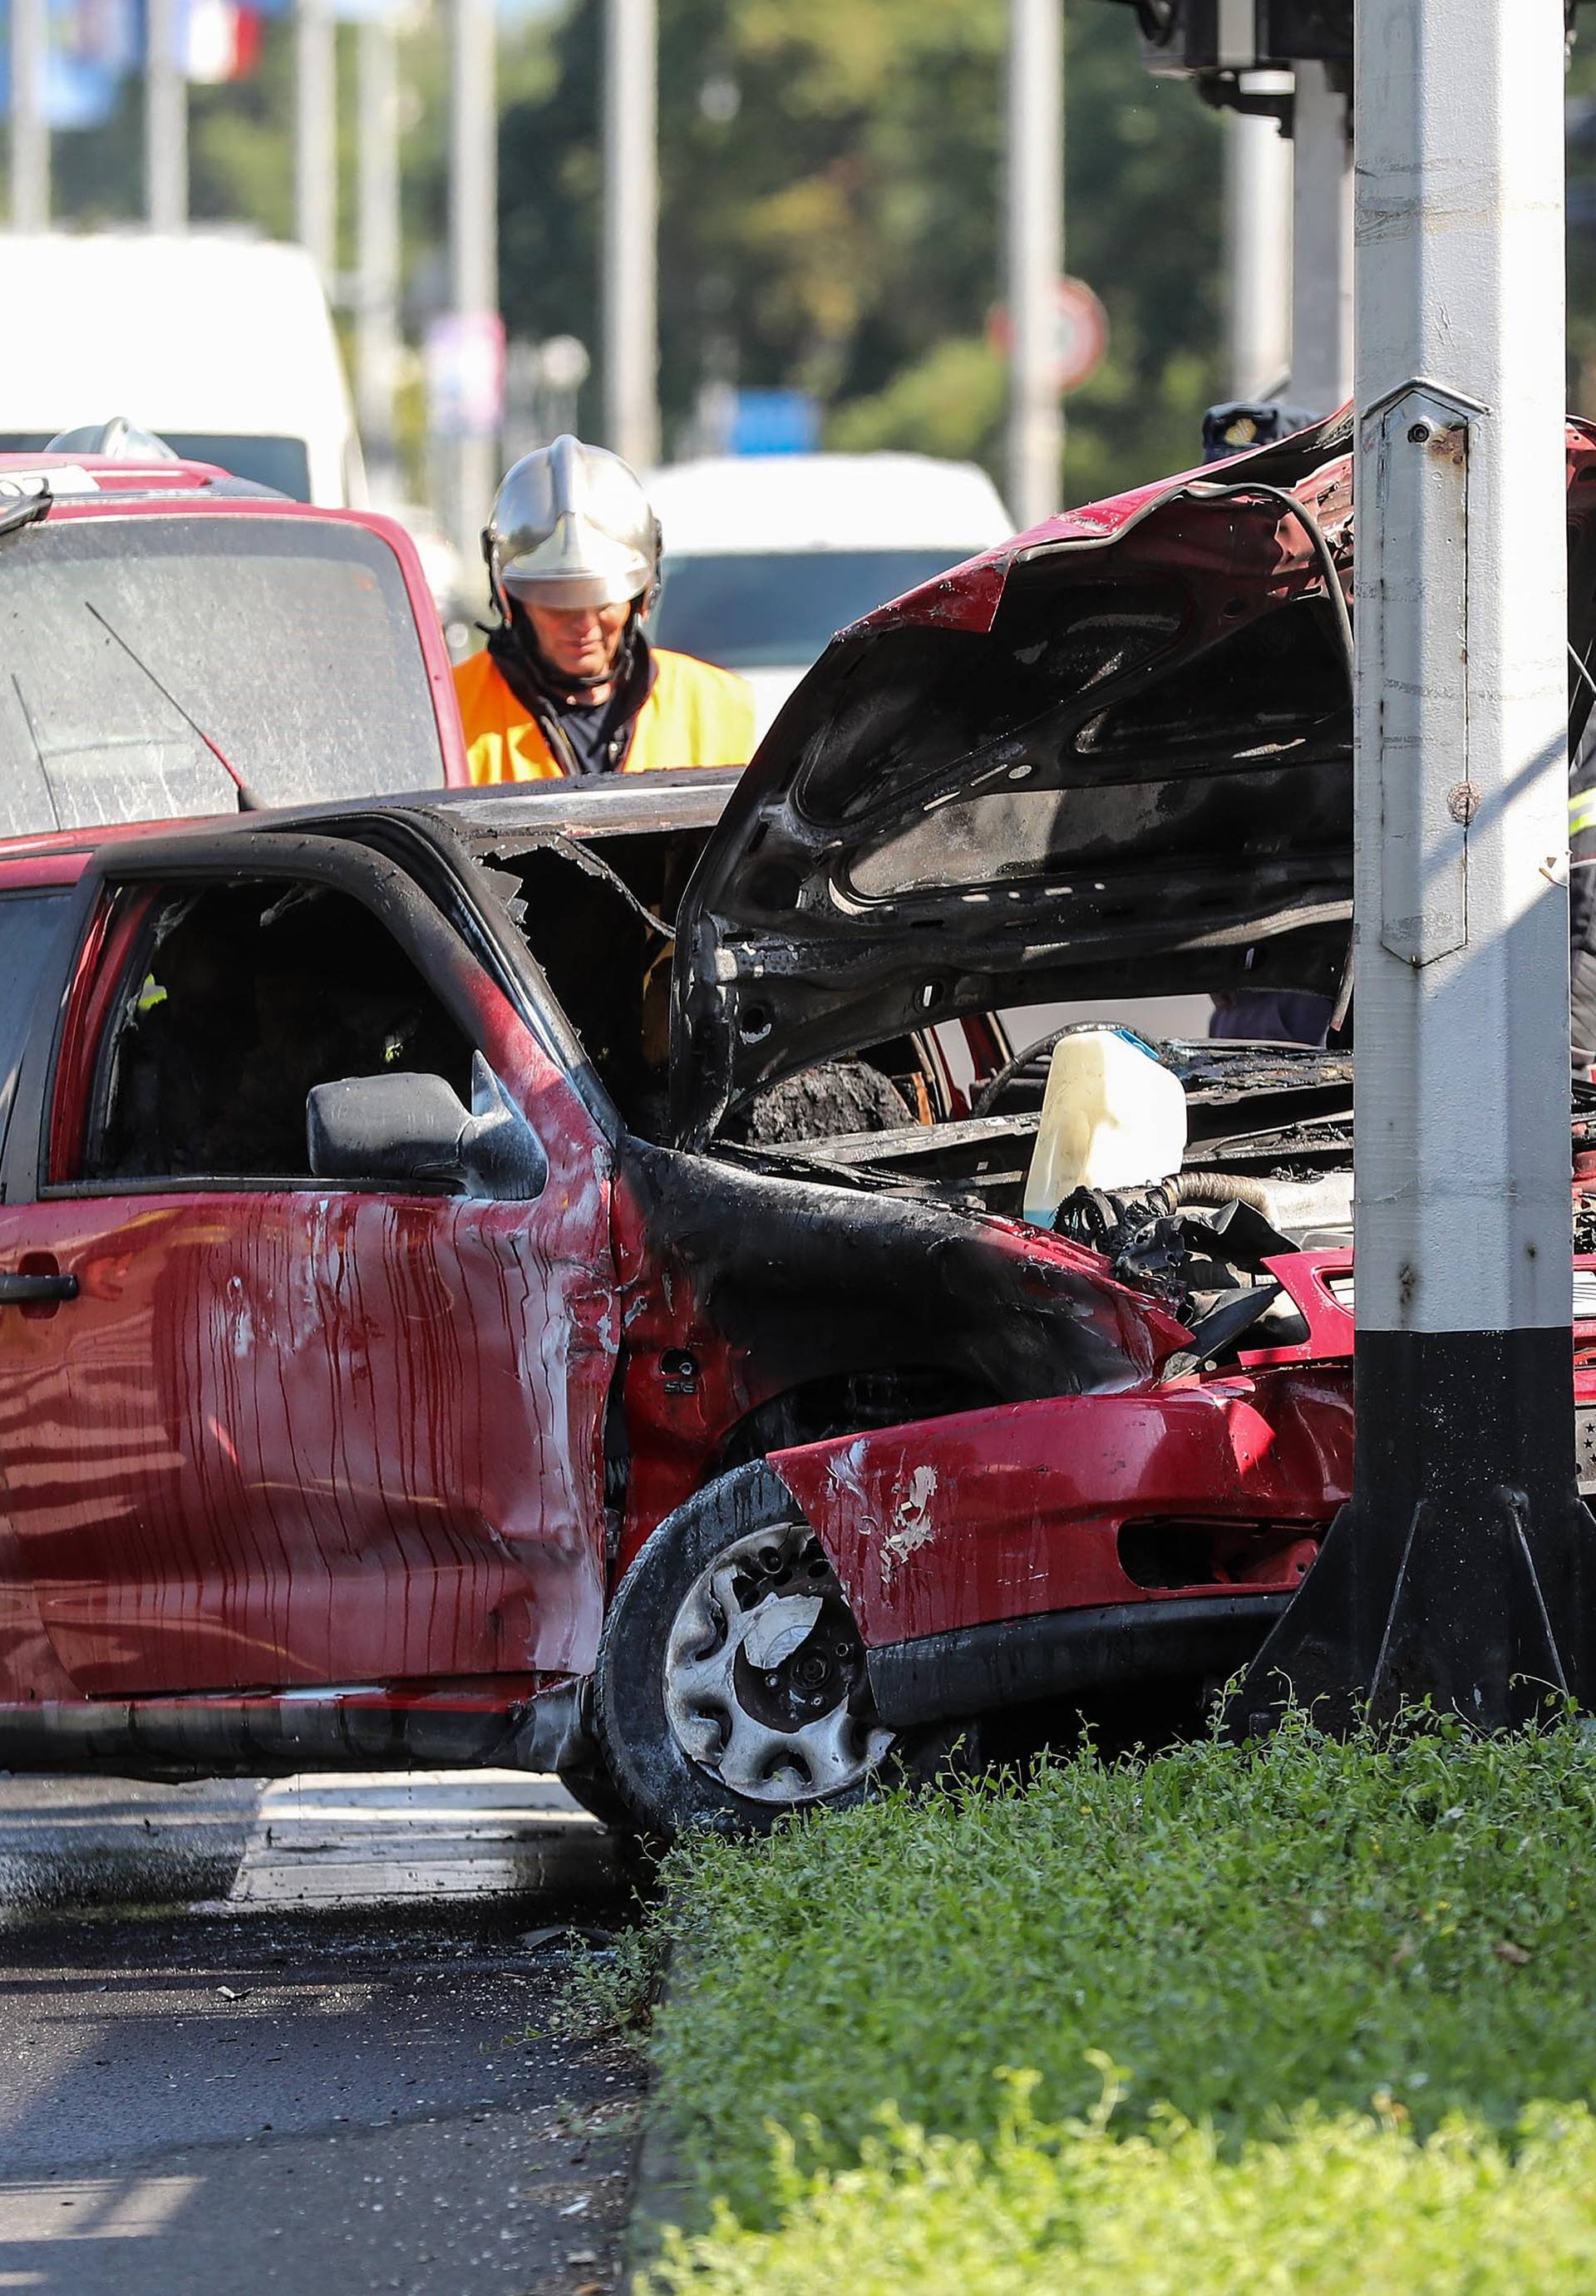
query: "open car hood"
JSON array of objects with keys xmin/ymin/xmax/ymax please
[
  {"xmin": 672, "ymin": 408, "xmax": 1596, "ymax": 1146},
  {"xmin": 671, "ymin": 415, "xmax": 1367, "ymax": 1145}
]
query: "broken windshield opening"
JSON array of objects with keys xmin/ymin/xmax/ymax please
[
  {"xmin": 0, "ymin": 515, "xmax": 444, "ymax": 835},
  {"xmin": 490, "ymin": 827, "xmax": 1018, "ymax": 1157}
]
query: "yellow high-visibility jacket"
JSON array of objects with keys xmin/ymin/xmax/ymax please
[{"xmin": 454, "ymin": 643, "xmax": 755, "ymax": 783}]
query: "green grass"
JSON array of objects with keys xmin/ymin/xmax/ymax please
[
  {"xmin": 645, "ymin": 2094, "xmax": 1596, "ymax": 2293},
  {"xmin": 635, "ymin": 1716, "xmax": 1596, "ymax": 2289}
]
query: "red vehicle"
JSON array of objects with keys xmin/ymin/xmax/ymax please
[
  {"xmin": 0, "ymin": 414, "xmax": 1592, "ymax": 1841},
  {"xmin": 0, "ymin": 450, "xmax": 466, "ymax": 835}
]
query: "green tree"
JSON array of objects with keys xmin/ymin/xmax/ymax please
[
  {"xmin": 1566, "ymin": 39, "xmax": 1596, "ymax": 413},
  {"xmin": 20, "ymin": 0, "xmax": 1230, "ymax": 510},
  {"xmin": 497, "ymin": 0, "xmax": 1227, "ymax": 506}
]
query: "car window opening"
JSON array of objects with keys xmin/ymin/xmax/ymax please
[
  {"xmin": 86, "ymin": 880, "xmax": 475, "ymax": 1183},
  {"xmin": 490, "ymin": 833, "xmax": 924, "ymax": 1151},
  {"xmin": 500, "ymin": 839, "xmax": 690, "ymax": 1142}
]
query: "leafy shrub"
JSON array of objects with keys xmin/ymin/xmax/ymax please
[
  {"xmin": 645, "ymin": 1715, "xmax": 1596, "ymax": 2234},
  {"xmin": 644, "ymin": 2083, "xmax": 1596, "ymax": 2294}
]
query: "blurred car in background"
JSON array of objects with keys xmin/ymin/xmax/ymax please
[
  {"xmin": 0, "ymin": 234, "xmax": 363, "ymax": 507},
  {"xmin": 0, "ymin": 449, "xmax": 466, "ymax": 833},
  {"xmin": 646, "ymin": 451, "xmax": 1012, "ymax": 739}
]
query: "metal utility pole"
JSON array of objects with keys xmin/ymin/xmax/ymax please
[
  {"xmin": 296, "ymin": 0, "xmax": 337, "ymax": 280},
  {"xmin": 448, "ymin": 0, "xmax": 499, "ymax": 555},
  {"xmin": 1225, "ymin": 104, "xmax": 1292, "ymax": 399},
  {"xmin": 1235, "ymin": 0, "xmax": 1595, "ymax": 1727},
  {"xmin": 145, "ymin": 0, "xmax": 188, "ymax": 230},
  {"xmin": 8, "ymin": 0, "xmax": 49, "ymax": 229},
  {"xmin": 1290, "ymin": 61, "xmax": 1352, "ymax": 412},
  {"xmin": 357, "ymin": 11, "xmax": 402, "ymax": 499},
  {"xmin": 1007, "ymin": 0, "xmax": 1064, "ymax": 530},
  {"xmin": 603, "ymin": 0, "xmax": 658, "ymax": 470}
]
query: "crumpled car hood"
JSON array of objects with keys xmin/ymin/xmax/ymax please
[
  {"xmin": 670, "ymin": 415, "xmax": 1362, "ymax": 1147},
  {"xmin": 670, "ymin": 410, "xmax": 1596, "ymax": 1146}
]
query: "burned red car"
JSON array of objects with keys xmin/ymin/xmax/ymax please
[{"xmin": 0, "ymin": 411, "xmax": 1592, "ymax": 1841}]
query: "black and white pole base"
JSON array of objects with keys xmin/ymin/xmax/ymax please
[
  {"xmin": 1235, "ymin": 0, "xmax": 1596, "ymax": 1732},
  {"xmin": 1237, "ymin": 1331, "xmax": 1596, "ymax": 1729}
]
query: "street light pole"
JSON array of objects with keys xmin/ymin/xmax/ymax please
[
  {"xmin": 9, "ymin": 0, "xmax": 49, "ymax": 230},
  {"xmin": 448, "ymin": 0, "xmax": 499, "ymax": 556},
  {"xmin": 1225, "ymin": 103, "xmax": 1292, "ymax": 399},
  {"xmin": 1289, "ymin": 61, "xmax": 1352, "ymax": 411},
  {"xmin": 295, "ymin": 0, "xmax": 337, "ymax": 281},
  {"xmin": 1236, "ymin": 0, "xmax": 1595, "ymax": 1727},
  {"xmin": 357, "ymin": 11, "xmax": 402, "ymax": 500},
  {"xmin": 603, "ymin": 0, "xmax": 658, "ymax": 470},
  {"xmin": 145, "ymin": 0, "xmax": 188, "ymax": 230},
  {"xmin": 1007, "ymin": 0, "xmax": 1064, "ymax": 529}
]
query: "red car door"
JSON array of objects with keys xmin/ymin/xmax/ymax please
[{"xmin": 0, "ymin": 832, "xmax": 617, "ymax": 1703}]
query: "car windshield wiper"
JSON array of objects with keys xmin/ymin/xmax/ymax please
[
  {"xmin": 0, "ymin": 489, "xmax": 52, "ymax": 544},
  {"xmin": 83, "ymin": 600, "xmax": 263, "ymax": 811}
]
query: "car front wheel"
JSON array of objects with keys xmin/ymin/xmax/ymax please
[{"xmin": 591, "ymin": 1461, "xmax": 899, "ymax": 1841}]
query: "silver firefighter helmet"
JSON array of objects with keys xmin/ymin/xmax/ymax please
[{"xmin": 483, "ymin": 434, "xmax": 662, "ymax": 615}]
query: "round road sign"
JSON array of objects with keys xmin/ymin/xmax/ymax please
[{"xmin": 988, "ymin": 276, "xmax": 1110, "ymax": 396}]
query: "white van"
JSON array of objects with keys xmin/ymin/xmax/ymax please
[
  {"xmin": 0, "ymin": 232, "xmax": 363, "ymax": 506},
  {"xmin": 646, "ymin": 451, "xmax": 1012, "ymax": 738}
]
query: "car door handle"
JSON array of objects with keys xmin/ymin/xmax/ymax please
[{"xmin": 0, "ymin": 1269, "xmax": 78, "ymax": 1304}]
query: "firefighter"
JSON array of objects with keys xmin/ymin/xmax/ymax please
[{"xmin": 453, "ymin": 435, "xmax": 755, "ymax": 781}]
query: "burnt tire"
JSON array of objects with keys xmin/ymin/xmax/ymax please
[{"xmin": 593, "ymin": 1461, "xmax": 912, "ymax": 1843}]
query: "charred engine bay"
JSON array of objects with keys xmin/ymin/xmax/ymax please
[
  {"xmin": 477, "ymin": 826, "xmax": 1353, "ymax": 1361},
  {"xmin": 740, "ymin": 1045, "xmax": 1353, "ymax": 1357},
  {"xmin": 744, "ymin": 1043, "xmax": 1354, "ymax": 1220}
]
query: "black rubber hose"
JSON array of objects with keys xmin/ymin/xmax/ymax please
[
  {"xmin": 1052, "ymin": 1169, "xmax": 1273, "ymax": 1249},
  {"xmin": 1167, "ymin": 1170, "xmax": 1274, "ymax": 1215}
]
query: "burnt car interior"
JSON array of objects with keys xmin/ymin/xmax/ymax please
[
  {"xmin": 454, "ymin": 539, "xmax": 1367, "ymax": 1383},
  {"xmin": 87, "ymin": 879, "xmax": 475, "ymax": 1181},
  {"xmin": 482, "ymin": 828, "xmax": 930, "ymax": 1147},
  {"xmin": 495, "ymin": 835, "xmax": 687, "ymax": 1141}
]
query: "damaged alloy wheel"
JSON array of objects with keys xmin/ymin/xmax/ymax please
[
  {"xmin": 663, "ymin": 1522, "xmax": 892, "ymax": 1804},
  {"xmin": 592, "ymin": 1461, "xmax": 899, "ymax": 1840}
]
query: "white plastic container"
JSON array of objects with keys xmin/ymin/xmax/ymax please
[{"xmin": 1022, "ymin": 1029, "xmax": 1188, "ymax": 1227}]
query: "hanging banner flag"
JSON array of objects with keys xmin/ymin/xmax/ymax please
[
  {"xmin": 426, "ymin": 311, "xmax": 505, "ymax": 441},
  {"xmin": 183, "ymin": 0, "xmax": 263, "ymax": 81},
  {"xmin": 65, "ymin": 0, "xmax": 140, "ymax": 73},
  {"xmin": 45, "ymin": 50, "xmax": 120, "ymax": 126},
  {"xmin": 31, "ymin": 0, "xmax": 139, "ymax": 129}
]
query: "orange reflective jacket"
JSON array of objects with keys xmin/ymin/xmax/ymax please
[{"xmin": 453, "ymin": 644, "xmax": 755, "ymax": 783}]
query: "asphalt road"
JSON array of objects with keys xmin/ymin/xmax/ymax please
[{"xmin": 0, "ymin": 1771, "xmax": 642, "ymax": 2295}]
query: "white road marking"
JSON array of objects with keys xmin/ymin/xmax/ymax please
[{"xmin": 225, "ymin": 1769, "xmax": 611, "ymax": 1906}]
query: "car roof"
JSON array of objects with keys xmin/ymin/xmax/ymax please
[
  {"xmin": 0, "ymin": 451, "xmax": 273, "ymax": 504},
  {"xmin": 645, "ymin": 452, "xmax": 1014, "ymax": 555},
  {"xmin": 0, "ymin": 770, "xmax": 745, "ymax": 887}
]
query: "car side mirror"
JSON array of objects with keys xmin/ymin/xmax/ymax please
[{"xmin": 306, "ymin": 1052, "xmax": 548, "ymax": 1201}]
